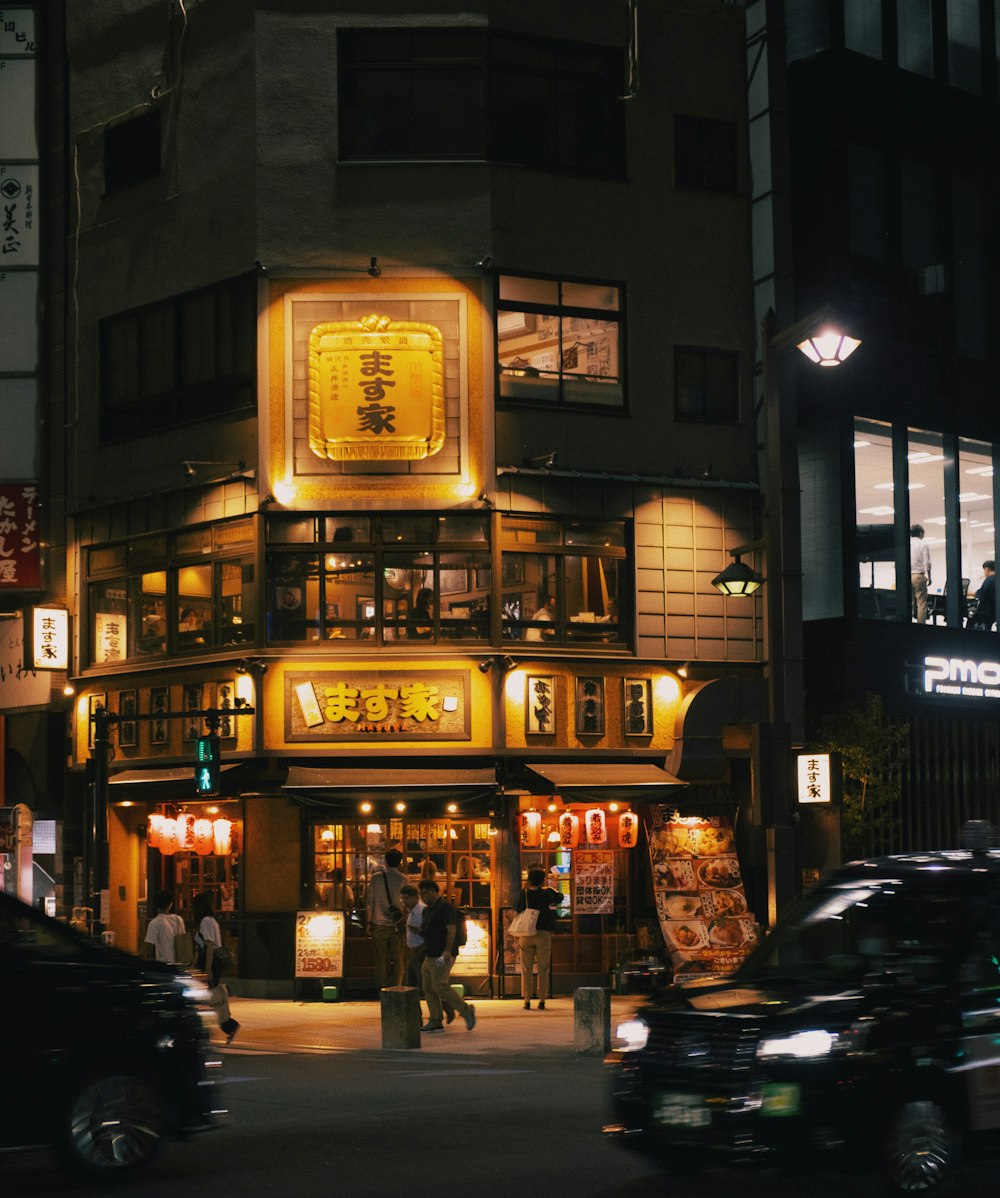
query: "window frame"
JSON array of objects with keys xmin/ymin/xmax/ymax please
[{"xmin": 674, "ymin": 345, "xmax": 740, "ymax": 424}]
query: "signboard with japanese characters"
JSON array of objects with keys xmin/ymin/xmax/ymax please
[
  {"xmin": 574, "ymin": 850, "xmax": 615, "ymax": 914},
  {"xmin": 295, "ymin": 910, "xmax": 345, "ymax": 978},
  {"xmin": 647, "ymin": 813, "xmax": 759, "ymax": 981},
  {"xmin": 308, "ymin": 314, "xmax": 444, "ymax": 461},
  {"xmin": 0, "ymin": 484, "xmax": 40, "ymax": 590},
  {"xmin": 285, "ymin": 669, "xmax": 470, "ymax": 742},
  {"xmin": 31, "ymin": 605, "xmax": 68, "ymax": 670},
  {"xmin": 797, "ymin": 752, "xmax": 833, "ymax": 804}
]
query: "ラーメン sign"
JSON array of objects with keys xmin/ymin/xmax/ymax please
[{"xmin": 924, "ymin": 655, "xmax": 1000, "ymax": 699}]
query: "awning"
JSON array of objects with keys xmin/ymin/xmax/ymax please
[
  {"xmin": 110, "ymin": 764, "xmax": 241, "ymax": 785},
  {"xmin": 524, "ymin": 762, "xmax": 686, "ymax": 802},
  {"xmin": 282, "ymin": 765, "xmax": 497, "ymax": 810}
]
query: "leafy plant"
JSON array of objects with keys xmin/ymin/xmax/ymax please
[{"xmin": 818, "ymin": 692, "xmax": 907, "ymax": 859}]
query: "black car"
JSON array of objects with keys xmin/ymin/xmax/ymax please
[
  {"xmin": 605, "ymin": 836, "xmax": 1000, "ymax": 1194},
  {"xmin": 0, "ymin": 890, "xmax": 222, "ymax": 1180}
]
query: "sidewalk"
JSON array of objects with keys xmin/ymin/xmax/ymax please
[{"xmin": 217, "ymin": 993, "xmax": 644, "ymax": 1057}]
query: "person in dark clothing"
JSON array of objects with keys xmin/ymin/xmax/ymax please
[
  {"xmin": 410, "ymin": 588, "xmax": 434, "ymax": 639},
  {"xmin": 515, "ymin": 866, "xmax": 565, "ymax": 1010},
  {"xmin": 417, "ymin": 880, "xmax": 475, "ymax": 1033},
  {"xmin": 970, "ymin": 560, "xmax": 996, "ymax": 629}
]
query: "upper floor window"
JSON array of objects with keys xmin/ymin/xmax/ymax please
[
  {"xmin": 99, "ymin": 276, "xmax": 255, "ymax": 442},
  {"xmin": 674, "ymin": 347, "xmax": 739, "ymax": 423},
  {"xmin": 104, "ymin": 108, "xmax": 162, "ymax": 192},
  {"xmin": 674, "ymin": 115, "xmax": 738, "ymax": 193},
  {"xmin": 496, "ymin": 273, "xmax": 625, "ymax": 410},
  {"xmin": 86, "ymin": 518, "xmax": 256, "ymax": 666},
  {"xmin": 338, "ymin": 28, "xmax": 625, "ymax": 178}
]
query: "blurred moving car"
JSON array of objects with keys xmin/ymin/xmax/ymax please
[
  {"xmin": 0, "ymin": 890, "xmax": 222, "ymax": 1180},
  {"xmin": 604, "ymin": 823, "xmax": 1000, "ymax": 1196}
]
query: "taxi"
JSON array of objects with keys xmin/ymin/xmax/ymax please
[{"xmin": 604, "ymin": 823, "xmax": 1000, "ymax": 1195}]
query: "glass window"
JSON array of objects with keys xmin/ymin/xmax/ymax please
[
  {"xmin": 959, "ymin": 439, "xmax": 995, "ymax": 624},
  {"xmin": 674, "ymin": 115, "xmax": 738, "ymax": 192},
  {"xmin": 220, "ymin": 560, "xmax": 254, "ymax": 645},
  {"xmin": 855, "ymin": 418, "xmax": 903, "ymax": 620},
  {"xmin": 497, "ymin": 273, "xmax": 625, "ymax": 410},
  {"xmin": 947, "ymin": 0, "xmax": 982, "ymax": 92},
  {"xmin": 137, "ymin": 572, "xmax": 167, "ymax": 658},
  {"xmin": 845, "ymin": 0, "xmax": 882, "ymax": 58},
  {"xmin": 785, "ymin": 0, "xmax": 831, "ymax": 63},
  {"xmin": 176, "ymin": 564, "xmax": 214, "ymax": 648},
  {"xmin": 908, "ymin": 429, "xmax": 947, "ymax": 624},
  {"xmin": 674, "ymin": 347, "xmax": 739, "ymax": 423},
  {"xmin": 898, "ymin": 0, "xmax": 934, "ymax": 76},
  {"xmin": 104, "ymin": 108, "xmax": 161, "ymax": 192}
]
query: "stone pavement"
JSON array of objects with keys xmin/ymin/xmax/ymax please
[{"xmin": 215, "ymin": 992, "xmax": 644, "ymax": 1057}]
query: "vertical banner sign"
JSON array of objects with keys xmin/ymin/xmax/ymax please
[
  {"xmin": 295, "ymin": 910, "xmax": 345, "ymax": 978},
  {"xmin": 574, "ymin": 849, "xmax": 615, "ymax": 914},
  {"xmin": 646, "ymin": 812, "xmax": 758, "ymax": 980},
  {"xmin": 0, "ymin": 485, "xmax": 40, "ymax": 589},
  {"xmin": 797, "ymin": 753, "xmax": 832, "ymax": 803}
]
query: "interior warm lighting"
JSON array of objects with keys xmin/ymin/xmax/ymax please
[
  {"xmin": 446, "ymin": 803, "xmax": 458, "ymax": 814},
  {"xmin": 272, "ymin": 479, "xmax": 296, "ymax": 505},
  {"xmin": 320, "ymin": 827, "xmax": 335, "ymax": 841},
  {"xmin": 547, "ymin": 830, "xmax": 561, "ymax": 845},
  {"xmin": 676, "ymin": 662, "xmax": 689, "ymax": 679},
  {"xmin": 63, "ymin": 683, "xmax": 75, "ymax": 697},
  {"xmin": 585, "ymin": 807, "xmax": 607, "ymax": 845},
  {"xmin": 618, "ymin": 810, "xmax": 640, "ymax": 848},
  {"xmin": 455, "ymin": 482, "xmax": 477, "ymax": 498},
  {"xmin": 712, "ymin": 556, "xmax": 765, "ymax": 596},
  {"xmin": 796, "ymin": 328, "xmax": 861, "ymax": 367},
  {"xmin": 547, "ymin": 801, "xmax": 558, "ymax": 813},
  {"xmin": 360, "ymin": 801, "xmax": 373, "ymax": 814},
  {"xmin": 395, "ymin": 801, "xmax": 407, "ymax": 813},
  {"xmin": 608, "ymin": 801, "xmax": 620, "ymax": 812}
]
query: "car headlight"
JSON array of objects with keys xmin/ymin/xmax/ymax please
[
  {"xmin": 614, "ymin": 1017, "xmax": 650, "ymax": 1052},
  {"xmin": 757, "ymin": 1029, "xmax": 837, "ymax": 1060}
]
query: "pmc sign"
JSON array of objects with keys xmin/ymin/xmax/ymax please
[{"xmin": 924, "ymin": 656, "xmax": 1000, "ymax": 699}]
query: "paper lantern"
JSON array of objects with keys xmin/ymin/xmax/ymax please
[
  {"xmin": 558, "ymin": 811, "xmax": 580, "ymax": 849},
  {"xmin": 585, "ymin": 807, "xmax": 606, "ymax": 845},
  {"xmin": 193, "ymin": 818, "xmax": 214, "ymax": 855},
  {"xmin": 212, "ymin": 817, "xmax": 233, "ymax": 856},
  {"xmin": 618, "ymin": 810, "xmax": 639, "ymax": 848},
  {"xmin": 147, "ymin": 812, "xmax": 164, "ymax": 849},
  {"xmin": 176, "ymin": 812, "xmax": 197, "ymax": 853},
  {"xmin": 158, "ymin": 817, "xmax": 179, "ymax": 855},
  {"xmin": 519, "ymin": 810, "xmax": 541, "ymax": 847}
]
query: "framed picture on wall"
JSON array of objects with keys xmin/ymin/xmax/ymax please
[
  {"xmin": 182, "ymin": 683, "xmax": 203, "ymax": 742},
  {"xmin": 118, "ymin": 689, "xmax": 138, "ymax": 748},
  {"xmin": 575, "ymin": 676, "xmax": 605, "ymax": 736},
  {"xmin": 87, "ymin": 693, "xmax": 107, "ymax": 749},
  {"xmin": 215, "ymin": 680, "xmax": 237, "ymax": 739},
  {"xmin": 149, "ymin": 686, "xmax": 169, "ymax": 744},
  {"xmin": 525, "ymin": 675, "xmax": 556, "ymax": 735},
  {"xmin": 440, "ymin": 569, "xmax": 468, "ymax": 594},
  {"xmin": 623, "ymin": 677, "xmax": 653, "ymax": 736}
]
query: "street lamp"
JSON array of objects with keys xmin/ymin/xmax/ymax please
[
  {"xmin": 712, "ymin": 553, "xmax": 765, "ymax": 596},
  {"xmin": 795, "ymin": 328, "xmax": 861, "ymax": 367}
]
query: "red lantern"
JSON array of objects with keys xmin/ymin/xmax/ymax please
[
  {"xmin": 176, "ymin": 812, "xmax": 197, "ymax": 853},
  {"xmin": 147, "ymin": 812, "xmax": 164, "ymax": 849},
  {"xmin": 158, "ymin": 817, "xmax": 179, "ymax": 855},
  {"xmin": 212, "ymin": 817, "xmax": 233, "ymax": 856},
  {"xmin": 618, "ymin": 810, "xmax": 639, "ymax": 848},
  {"xmin": 558, "ymin": 811, "xmax": 580, "ymax": 849},
  {"xmin": 585, "ymin": 807, "xmax": 606, "ymax": 845},
  {"xmin": 519, "ymin": 810, "xmax": 541, "ymax": 847},
  {"xmin": 193, "ymin": 818, "xmax": 214, "ymax": 855}
]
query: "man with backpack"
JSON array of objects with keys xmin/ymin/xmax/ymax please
[{"xmin": 416, "ymin": 879, "xmax": 476, "ymax": 1033}]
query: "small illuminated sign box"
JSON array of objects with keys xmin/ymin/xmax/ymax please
[
  {"xmin": 31, "ymin": 606, "xmax": 69, "ymax": 670},
  {"xmin": 797, "ymin": 753, "xmax": 832, "ymax": 804}
]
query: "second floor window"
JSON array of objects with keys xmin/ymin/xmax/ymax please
[{"xmin": 496, "ymin": 273, "xmax": 625, "ymax": 410}]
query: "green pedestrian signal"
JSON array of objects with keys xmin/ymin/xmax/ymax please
[{"xmin": 195, "ymin": 733, "xmax": 221, "ymax": 795}]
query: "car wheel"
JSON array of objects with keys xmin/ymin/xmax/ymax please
[
  {"xmin": 882, "ymin": 1098, "xmax": 960, "ymax": 1195},
  {"xmin": 61, "ymin": 1072, "xmax": 166, "ymax": 1180}
]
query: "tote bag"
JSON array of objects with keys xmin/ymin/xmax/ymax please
[{"xmin": 508, "ymin": 896, "xmax": 539, "ymax": 938}]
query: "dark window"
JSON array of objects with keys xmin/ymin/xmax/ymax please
[
  {"xmin": 338, "ymin": 28, "xmax": 625, "ymax": 179},
  {"xmin": 100, "ymin": 276, "xmax": 255, "ymax": 441},
  {"xmin": 674, "ymin": 115, "xmax": 738, "ymax": 192},
  {"xmin": 496, "ymin": 273, "xmax": 625, "ymax": 410},
  {"xmin": 674, "ymin": 347, "xmax": 739, "ymax": 423},
  {"xmin": 104, "ymin": 109, "xmax": 162, "ymax": 192}
]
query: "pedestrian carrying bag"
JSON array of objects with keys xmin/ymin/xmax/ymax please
[
  {"xmin": 382, "ymin": 871, "xmax": 404, "ymax": 927},
  {"xmin": 174, "ymin": 930, "xmax": 195, "ymax": 967},
  {"xmin": 508, "ymin": 893, "xmax": 539, "ymax": 938}
]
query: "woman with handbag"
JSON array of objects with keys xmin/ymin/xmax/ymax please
[
  {"xmin": 193, "ymin": 891, "xmax": 240, "ymax": 1045},
  {"xmin": 513, "ymin": 867, "xmax": 564, "ymax": 1010}
]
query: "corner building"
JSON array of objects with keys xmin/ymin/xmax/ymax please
[{"xmin": 61, "ymin": 0, "xmax": 766, "ymax": 995}]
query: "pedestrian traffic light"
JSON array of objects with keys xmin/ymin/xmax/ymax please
[{"xmin": 195, "ymin": 733, "xmax": 221, "ymax": 795}]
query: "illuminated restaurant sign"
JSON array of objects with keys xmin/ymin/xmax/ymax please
[
  {"xmin": 796, "ymin": 753, "xmax": 832, "ymax": 804},
  {"xmin": 0, "ymin": 484, "xmax": 41, "ymax": 589},
  {"xmin": 295, "ymin": 910, "xmax": 345, "ymax": 978},
  {"xmin": 31, "ymin": 605, "xmax": 68, "ymax": 670},
  {"xmin": 286, "ymin": 669, "xmax": 470, "ymax": 742},
  {"xmin": 307, "ymin": 314, "xmax": 445, "ymax": 462},
  {"xmin": 924, "ymin": 655, "xmax": 1000, "ymax": 699}
]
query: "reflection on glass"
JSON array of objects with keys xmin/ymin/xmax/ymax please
[
  {"xmin": 960, "ymin": 438, "xmax": 995, "ymax": 628},
  {"xmin": 908, "ymin": 428, "xmax": 946, "ymax": 624},
  {"xmin": 854, "ymin": 418, "xmax": 901, "ymax": 620}
]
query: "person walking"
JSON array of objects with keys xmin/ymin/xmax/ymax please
[
  {"xmin": 192, "ymin": 891, "xmax": 240, "ymax": 1045},
  {"xmin": 515, "ymin": 867, "xmax": 565, "ymax": 1010},
  {"xmin": 417, "ymin": 879, "xmax": 475, "ymax": 1032},
  {"xmin": 910, "ymin": 524, "xmax": 932, "ymax": 624},
  {"xmin": 367, "ymin": 848, "xmax": 407, "ymax": 989},
  {"xmin": 142, "ymin": 889, "xmax": 186, "ymax": 964}
]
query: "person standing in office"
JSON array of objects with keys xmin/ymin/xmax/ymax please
[{"xmin": 910, "ymin": 524, "xmax": 931, "ymax": 624}]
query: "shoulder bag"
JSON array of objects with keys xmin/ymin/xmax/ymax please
[
  {"xmin": 508, "ymin": 891, "xmax": 540, "ymax": 938},
  {"xmin": 382, "ymin": 871, "xmax": 404, "ymax": 927}
]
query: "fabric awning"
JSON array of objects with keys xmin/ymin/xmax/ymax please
[
  {"xmin": 524, "ymin": 762, "xmax": 686, "ymax": 801},
  {"xmin": 282, "ymin": 765, "xmax": 498, "ymax": 810}
]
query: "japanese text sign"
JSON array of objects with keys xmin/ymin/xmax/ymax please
[{"xmin": 0, "ymin": 484, "xmax": 40, "ymax": 589}]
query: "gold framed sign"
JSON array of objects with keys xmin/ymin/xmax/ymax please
[{"xmin": 308, "ymin": 314, "xmax": 445, "ymax": 461}]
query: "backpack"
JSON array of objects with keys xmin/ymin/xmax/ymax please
[{"xmin": 453, "ymin": 905, "xmax": 468, "ymax": 951}]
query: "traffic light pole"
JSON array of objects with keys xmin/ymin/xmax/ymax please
[{"xmin": 87, "ymin": 701, "xmax": 254, "ymax": 938}]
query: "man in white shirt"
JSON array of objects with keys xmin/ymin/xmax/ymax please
[
  {"xmin": 910, "ymin": 524, "xmax": 932, "ymax": 624},
  {"xmin": 143, "ymin": 890, "xmax": 186, "ymax": 963}
]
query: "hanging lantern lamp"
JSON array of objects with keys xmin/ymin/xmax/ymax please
[
  {"xmin": 158, "ymin": 817, "xmax": 180, "ymax": 855},
  {"xmin": 558, "ymin": 810, "xmax": 580, "ymax": 849},
  {"xmin": 618, "ymin": 810, "xmax": 639, "ymax": 848},
  {"xmin": 519, "ymin": 810, "xmax": 542, "ymax": 847},
  {"xmin": 147, "ymin": 812, "xmax": 164, "ymax": 849},
  {"xmin": 585, "ymin": 807, "xmax": 606, "ymax": 845},
  {"xmin": 212, "ymin": 817, "xmax": 234, "ymax": 857},
  {"xmin": 193, "ymin": 818, "xmax": 214, "ymax": 855}
]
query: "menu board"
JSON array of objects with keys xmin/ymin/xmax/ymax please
[
  {"xmin": 295, "ymin": 910, "xmax": 345, "ymax": 978},
  {"xmin": 647, "ymin": 815, "xmax": 758, "ymax": 979}
]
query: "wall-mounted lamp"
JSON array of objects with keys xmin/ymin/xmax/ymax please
[
  {"xmin": 524, "ymin": 451, "xmax": 558, "ymax": 469},
  {"xmin": 711, "ymin": 554, "xmax": 765, "ymax": 596},
  {"xmin": 676, "ymin": 662, "xmax": 689, "ymax": 679},
  {"xmin": 235, "ymin": 657, "xmax": 269, "ymax": 676},
  {"xmin": 475, "ymin": 255, "xmax": 493, "ymax": 271},
  {"xmin": 478, "ymin": 654, "xmax": 516, "ymax": 674},
  {"xmin": 182, "ymin": 459, "xmax": 252, "ymax": 480},
  {"xmin": 796, "ymin": 327, "xmax": 861, "ymax": 367},
  {"xmin": 367, "ymin": 256, "xmax": 381, "ymax": 277}
]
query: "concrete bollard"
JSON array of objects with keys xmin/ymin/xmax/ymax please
[
  {"xmin": 380, "ymin": 986, "xmax": 421, "ymax": 1049},
  {"xmin": 574, "ymin": 986, "xmax": 611, "ymax": 1056}
]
